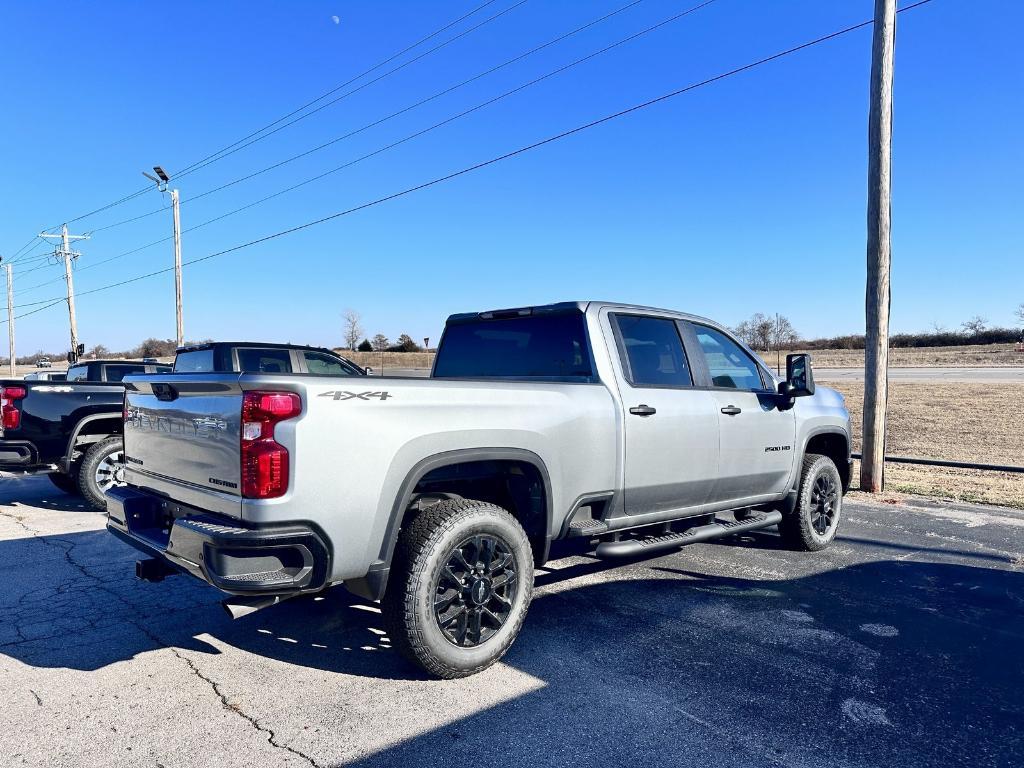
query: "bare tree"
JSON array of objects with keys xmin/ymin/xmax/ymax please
[
  {"xmin": 734, "ymin": 312, "xmax": 796, "ymax": 352},
  {"xmin": 929, "ymin": 320, "xmax": 946, "ymax": 333},
  {"xmin": 734, "ymin": 313, "xmax": 772, "ymax": 350},
  {"xmin": 770, "ymin": 314, "xmax": 799, "ymax": 350},
  {"xmin": 89, "ymin": 344, "xmax": 110, "ymax": 359},
  {"xmin": 371, "ymin": 333, "xmax": 389, "ymax": 352},
  {"xmin": 342, "ymin": 310, "xmax": 363, "ymax": 351},
  {"xmin": 960, "ymin": 315, "xmax": 988, "ymax": 335},
  {"xmin": 1015, "ymin": 304, "xmax": 1024, "ymax": 325}
]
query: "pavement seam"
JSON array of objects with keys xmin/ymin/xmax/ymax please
[{"xmin": 0, "ymin": 507, "xmax": 323, "ymax": 768}]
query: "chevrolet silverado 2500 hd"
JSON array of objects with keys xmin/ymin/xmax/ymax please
[{"xmin": 108, "ymin": 301, "xmax": 851, "ymax": 678}]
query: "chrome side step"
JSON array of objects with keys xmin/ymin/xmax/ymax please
[{"xmin": 594, "ymin": 511, "xmax": 782, "ymax": 558}]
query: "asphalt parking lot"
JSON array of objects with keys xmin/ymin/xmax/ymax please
[{"xmin": 2, "ymin": 476, "xmax": 1022, "ymax": 768}]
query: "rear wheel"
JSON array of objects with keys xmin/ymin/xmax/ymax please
[
  {"xmin": 778, "ymin": 453, "xmax": 843, "ymax": 551},
  {"xmin": 381, "ymin": 498, "xmax": 533, "ymax": 679},
  {"xmin": 48, "ymin": 471, "xmax": 81, "ymax": 496},
  {"xmin": 78, "ymin": 436, "xmax": 126, "ymax": 510}
]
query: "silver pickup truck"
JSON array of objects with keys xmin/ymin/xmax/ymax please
[{"xmin": 108, "ymin": 301, "xmax": 851, "ymax": 678}]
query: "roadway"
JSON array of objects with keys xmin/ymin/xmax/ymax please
[
  {"xmin": 372, "ymin": 367, "xmax": 1024, "ymax": 383},
  {"xmin": 2, "ymin": 474, "xmax": 1021, "ymax": 767}
]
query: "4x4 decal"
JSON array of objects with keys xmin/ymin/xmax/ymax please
[{"xmin": 318, "ymin": 390, "xmax": 391, "ymax": 401}]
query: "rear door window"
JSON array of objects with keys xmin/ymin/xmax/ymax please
[
  {"xmin": 693, "ymin": 325, "xmax": 765, "ymax": 390},
  {"xmin": 235, "ymin": 348, "xmax": 293, "ymax": 374},
  {"xmin": 613, "ymin": 315, "xmax": 693, "ymax": 388}
]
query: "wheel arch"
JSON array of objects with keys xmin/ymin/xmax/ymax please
[
  {"xmin": 802, "ymin": 429, "xmax": 852, "ymax": 493},
  {"xmin": 60, "ymin": 413, "xmax": 123, "ymax": 472},
  {"xmin": 347, "ymin": 448, "xmax": 553, "ymax": 602}
]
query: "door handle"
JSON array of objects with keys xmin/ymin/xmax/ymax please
[
  {"xmin": 629, "ymin": 404, "xmax": 657, "ymax": 417},
  {"xmin": 720, "ymin": 405, "xmax": 742, "ymax": 416}
]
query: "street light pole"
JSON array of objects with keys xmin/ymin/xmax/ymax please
[
  {"xmin": 144, "ymin": 166, "xmax": 183, "ymax": 348},
  {"xmin": 171, "ymin": 188, "xmax": 183, "ymax": 347}
]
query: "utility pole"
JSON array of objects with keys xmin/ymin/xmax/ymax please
[
  {"xmin": 171, "ymin": 188, "xmax": 183, "ymax": 347},
  {"xmin": 861, "ymin": 0, "xmax": 896, "ymax": 493},
  {"xmin": 39, "ymin": 224, "xmax": 89, "ymax": 364},
  {"xmin": 4, "ymin": 261, "xmax": 14, "ymax": 376},
  {"xmin": 144, "ymin": 166, "xmax": 183, "ymax": 348}
]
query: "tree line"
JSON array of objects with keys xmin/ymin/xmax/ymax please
[
  {"xmin": 8, "ymin": 303, "xmax": 1021, "ymax": 367},
  {"xmin": 733, "ymin": 305, "xmax": 1024, "ymax": 352},
  {"xmin": 342, "ymin": 310, "xmax": 427, "ymax": 354}
]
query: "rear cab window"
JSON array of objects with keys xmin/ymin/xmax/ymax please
[
  {"xmin": 433, "ymin": 311, "xmax": 595, "ymax": 381},
  {"xmin": 235, "ymin": 348, "xmax": 293, "ymax": 374},
  {"xmin": 66, "ymin": 365, "xmax": 89, "ymax": 382},
  {"xmin": 174, "ymin": 349, "xmax": 215, "ymax": 372},
  {"xmin": 105, "ymin": 365, "xmax": 147, "ymax": 382}
]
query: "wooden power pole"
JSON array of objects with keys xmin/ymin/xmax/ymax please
[
  {"xmin": 4, "ymin": 262, "xmax": 14, "ymax": 377},
  {"xmin": 861, "ymin": 0, "xmax": 896, "ymax": 493},
  {"xmin": 39, "ymin": 224, "xmax": 89, "ymax": 364}
]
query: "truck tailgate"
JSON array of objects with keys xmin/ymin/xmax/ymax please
[{"xmin": 123, "ymin": 374, "xmax": 245, "ymax": 517}]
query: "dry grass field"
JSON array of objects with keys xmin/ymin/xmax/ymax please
[
  {"xmin": 830, "ymin": 380, "xmax": 1024, "ymax": 509},
  {"xmin": 784, "ymin": 342, "xmax": 1023, "ymax": 368},
  {"xmin": 342, "ymin": 350, "xmax": 435, "ymax": 369}
]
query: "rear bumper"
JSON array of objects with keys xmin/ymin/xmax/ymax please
[
  {"xmin": 0, "ymin": 440, "xmax": 44, "ymax": 470},
  {"xmin": 105, "ymin": 485, "xmax": 331, "ymax": 596}
]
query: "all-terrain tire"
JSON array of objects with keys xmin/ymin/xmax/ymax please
[
  {"xmin": 381, "ymin": 498, "xmax": 534, "ymax": 679},
  {"xmin": 48, "ymin": 471, "xmax": 81, "ymax": 496},
  {"xmin": 78, "ymin": 436, "xmax": 125, "ymax": 510},
  {"xmin": 778, "ymin": 453, "xmax": 843, "ymax": 551}
]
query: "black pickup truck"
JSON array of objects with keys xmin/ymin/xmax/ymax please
[
  {"xmin": 0, "ymin": 360, "xmax": 172, "ymax": 507},
  {"xmin": 0, "ymin": 344, "xmax": 364, "ymax": 509}
]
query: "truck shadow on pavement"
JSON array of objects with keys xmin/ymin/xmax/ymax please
[{"xmin": 2, "ymin": 513, "xmax": 1023, "ymax": 766}]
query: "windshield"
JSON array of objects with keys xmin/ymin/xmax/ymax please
[{"xmin": 433, "ymin": 311, "xmax": 594, "ymax": 381}]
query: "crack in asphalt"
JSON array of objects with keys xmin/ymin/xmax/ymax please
[
  {"xmin": 170, "ymin": 646, "xmax": 321, "ymax": 768},
  {"xmin": 0, "ymin": 508, "xmax": 322, "ymax": 768}
]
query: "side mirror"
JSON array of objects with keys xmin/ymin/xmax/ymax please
[
  {"xmin": 364, "ymin": 366, "xmax": 374, "ymax": 375},
  {"xmin": 778, "ymin": 353, "xmax": 815, "ymax": 399}
]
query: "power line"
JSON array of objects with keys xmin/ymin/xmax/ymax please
[
  {"xmin": 170, "ymin": 0, "xmax": 504, "ymax": 180},
  {"xmin": 31, "ymin": 0, "xmax": 521, "ymax": 235},
  {"xmin": 1, "ymin": 0, "xmax": 936, "ymax": 323},
  {"xmin": 87, "ymin": 0, "xmax": 650, "ymax": 237},
  {"xmin": 29, "ymin": 0, "xmax": 712, "ymax": 288},
  {"xmin": 166, "ymin": 0, "xmax": 532, "ymax": 185}
]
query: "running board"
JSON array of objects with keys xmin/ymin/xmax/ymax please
[{"xmin": 594, "ymin": 511, "xmax": 782, "ymax": 558}]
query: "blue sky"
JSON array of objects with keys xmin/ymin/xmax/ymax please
[{"xmin": 1, "ymin": 0, "xmax": 1021, "ymax": 354}]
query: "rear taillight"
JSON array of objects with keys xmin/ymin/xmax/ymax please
[
  {"xmin": 241, "ymin": 390, "xmax": 301, "ymax": 499},
  {"xmin": 1, "ymin": 386, "xmax": 27, "ymax": 431}
]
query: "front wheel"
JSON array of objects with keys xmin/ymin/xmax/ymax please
[
  {"xmin": 78, "ymin": 436, "xmax": 126, "ymax": 510},
  {"xmin": 778, "ymin": 453, "xmax": 843, "ymax": 551},
  {"xmin": 381, "ymin": 498, "xmax": 534, "ymax": 679}
]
